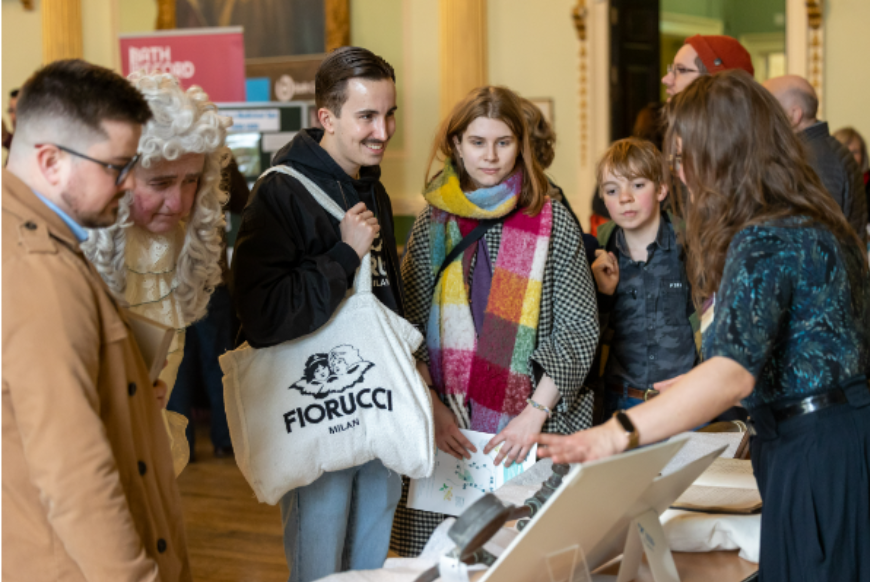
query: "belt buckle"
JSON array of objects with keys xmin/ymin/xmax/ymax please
[{"xmin": 644, "ymin": 389, "xmax": 660, "ymax": 402}]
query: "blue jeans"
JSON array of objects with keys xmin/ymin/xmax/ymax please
[
  {"xmin": 279, "ymin": 459, "xmax": 402, "ymax": 582},
  {"xmin": 603, "ymin": 388, "xmax": 644, "ymax": 420}
]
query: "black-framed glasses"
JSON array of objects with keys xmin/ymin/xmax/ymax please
[
  {"xmin": 667, "ymin": 63, "xmax": 699, "ymax": 77},
  {"xmin": 36, "ymin": 143, "xmax": 140, "ymax": 186}
]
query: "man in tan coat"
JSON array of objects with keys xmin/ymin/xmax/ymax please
[{"xmin": 2, "ymin": 59, "xmax": 192, "ymax": 581}]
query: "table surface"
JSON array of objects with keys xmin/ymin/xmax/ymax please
[
  {"xmin": 593, "ymin": 550, "xmax": 758, "ymax": 581},
  {"xmin": 466, "ymin": 550, "xmax": 757, "ymax": 582}
]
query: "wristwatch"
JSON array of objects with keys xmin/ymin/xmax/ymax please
[{"xmin": 613, "ymin": 410, "xmax": 640, "ymax": 451}]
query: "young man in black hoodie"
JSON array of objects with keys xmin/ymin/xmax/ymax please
[{"xmin": 231, "ymin": 47, "xmax": 403, "ymax": 582}]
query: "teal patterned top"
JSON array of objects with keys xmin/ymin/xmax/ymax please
[{"xmin": 702, "ymin": 218, "xmax": 870, "ymax": 410}]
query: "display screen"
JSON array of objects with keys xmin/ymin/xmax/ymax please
[{"xmin": 226, "ymin": 132, "xmax": 262, "ymax": 179}]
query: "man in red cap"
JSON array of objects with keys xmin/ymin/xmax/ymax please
[{"xmin": 662, "ymin": 35, "xmax": 755, "ymax": 100}]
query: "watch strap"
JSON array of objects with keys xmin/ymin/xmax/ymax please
[{"xmin": 614, "ymin": 410, "xmax": 640, "ymax": 451}]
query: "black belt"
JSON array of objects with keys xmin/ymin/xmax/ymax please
[
  {"xmin": 747, "ymin": 376, "xmax": 870, "ymax": 439},
  {"xmin": 769, "ymin": 389, "xmax": 848, "ymax": 423}
]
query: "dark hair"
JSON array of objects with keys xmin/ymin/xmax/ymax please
[
  {"xmin": 664, "ymin": 69, "xmax": 864, "ymax": 304},
  {"xmin": 426, "ymin": 86, "xmax": 550, "ymax": 216},
  {"xmin": 303, "ymin": 354, "xmax": 330, "ymax": 382},
  {"xmin": 16, "ymin": 59, "xmax": 151, "ymax": 138},
  {"xmin": 694, "ymin": 57, "xmax": 709, "ymax": 75},
  {"xmin": 632, "ymin": 102, "xmax": 665, "ymax": 150},
  {"xmin": 9, "ymin": 88, "xmax": 19, "ymax": 99},
  {"xmin": 520, "ymin": 98, "xmax": 556, "ymax": 169},
  {"xmin": 315, "ymin": 47, "xmax": 395, "ymax": 116}
]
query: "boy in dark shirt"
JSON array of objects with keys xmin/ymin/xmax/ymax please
[{"xmin": 590, "ymin": 138, "xmax": 699, "ymax": 420}]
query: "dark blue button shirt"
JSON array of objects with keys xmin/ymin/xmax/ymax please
[{"xmin": 603, "ymin": 215, "xmax": 698, "ymax": 390}]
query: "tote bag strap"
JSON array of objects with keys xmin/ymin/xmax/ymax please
[{"xmin": 259, "ymin": 165, "xmax": 372, "ymax": 295}]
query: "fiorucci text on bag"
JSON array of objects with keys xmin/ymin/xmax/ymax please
[{"xmin": 220, "ymin": 165, "xmax": 435, "ymax": 505}]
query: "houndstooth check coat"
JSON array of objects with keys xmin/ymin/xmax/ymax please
[{"xmin": 391, "ymin": 198, "xmax": 599, "ymax": 557}]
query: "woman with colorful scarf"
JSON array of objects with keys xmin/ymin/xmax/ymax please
[{"xmin": 390, "ymin": 86, "xmax": 599, "ymax": 556}]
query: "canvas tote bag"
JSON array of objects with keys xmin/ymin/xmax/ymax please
[{"xmin": 220, "ymin": 165, "xmax": 435, "ymax": 505}]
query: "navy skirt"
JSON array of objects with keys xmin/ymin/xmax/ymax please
[{"xmin": 749, "ymin": 378, "xmax": 870, "ymax": 582}]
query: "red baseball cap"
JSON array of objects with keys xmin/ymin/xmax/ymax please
[{"xmin": 684, "ymin": 35, "xmax": 755, "ymax": 77}]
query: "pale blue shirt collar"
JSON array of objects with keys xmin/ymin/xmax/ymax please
[{"xmin": 32, "ymin": 190, "xmax": 89, "ymax": 242}]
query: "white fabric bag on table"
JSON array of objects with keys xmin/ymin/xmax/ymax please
[{"xmin": 220, "ymin": 165, "xmax": 435, "ymax": 505}]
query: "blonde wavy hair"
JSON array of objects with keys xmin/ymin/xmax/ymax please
[{"xmin": 82, "ymin": 72, "xmax": 231, "ymax": 324}]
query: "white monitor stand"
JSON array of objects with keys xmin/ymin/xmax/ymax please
[
  {"xmin": 473, "ymin": 437, "xmax": 690, "ymax": 582},
  {"xmin": 595, "ymin": 446, "xmax": 726, "ymax": 582}
]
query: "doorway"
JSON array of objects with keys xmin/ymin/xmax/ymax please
[{"xmin": 610, "ymin": 0, "xmax": 787, "ymax": 141}]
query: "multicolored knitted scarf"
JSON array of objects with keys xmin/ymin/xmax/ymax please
[{"xmin": 425, "ymin": 160, "xmax": 553, "ymax": 433}]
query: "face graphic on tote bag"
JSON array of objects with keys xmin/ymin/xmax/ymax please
[
  {"xmin": 284, "ymin": 344, "xmax": 392, "ymax": 435},
  {"xmin": 291, "ymin": 345, "xmax": 375, "ymax": 398}
]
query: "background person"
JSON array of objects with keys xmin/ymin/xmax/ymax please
[
  {"xmin": 539, "ymin": 69, "xmax": 870, "ymax": 582},
  {"xmin": 169, "ymin": 157, "xmax": 250, "ymax": 461},
  {"xmin": 3, "ymin": 59, "xmax": 192, "ymax": 582},
  {"xmin": 3, "ymin": 88, "xmax": 20, "ymax": 156},
  {"xmin": 661, "ymin": 34, "xmax": 754, "ymax": 100},
  {"xmin": 83, "ymin": 72, "xmax": 231, "ymax": 474},
  {"xmin": 392, "ymin": 85, "xmax": 598, "ymax": 557},
  {"xmin": 8, "ymin": 87, "xmax": 20, "ymax": 129},
  {"xmin": 764, "ymin": 75, "xmax": 868, "ymax": 239},
  {"xmin": 833, "ymin": 126, "xmax": 870, "ymax": 220}
]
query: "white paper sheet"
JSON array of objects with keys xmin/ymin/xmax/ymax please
[
  {"xmin": 659, "ymin": 432, "xmax": 744, "ymax": 477},
  {"xmin": 407, "ymin": 429, "xmax": 537, "ymax": 516}
]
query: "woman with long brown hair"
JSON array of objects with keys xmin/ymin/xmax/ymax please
[
  {"xmin": 391, "ymin": 86, "xmax": 598, "ymax": 556},
  {"xmin": 539, "ymin": 70, "xmax": 870, "ymax": 580}
]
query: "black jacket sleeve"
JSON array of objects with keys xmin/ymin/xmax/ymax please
[{"xmin": 230, "ymin": 173, "xmax": 361, "ymax": 348}]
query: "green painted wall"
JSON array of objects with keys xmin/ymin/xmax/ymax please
[
  {"xmin": 724, "ymin": 0, "xmax": 785, "ymax": 37},
  {"xmin": 661, "ymin": 0, "xmax": 723, "ymax": 20},
  {"xmin": 349, "ymin": 0, "xmax": 441, "ymax": 220},
  {"xmin": 351, "ymin": 0, "xmax": 405, "ymax": 153}
]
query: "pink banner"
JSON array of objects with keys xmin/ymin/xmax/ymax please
[{"xmin": 120, "ymin": 27, "xmax": 246, "ymax": 103}]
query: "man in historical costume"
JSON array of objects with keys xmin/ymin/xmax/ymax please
[
  {"xmin": 83, "ymin": 72, "xmax": 231, "ymax": 473},
  {"xmin": 3, "ymin": 59, "xmax": 192, "ymax": 581}
]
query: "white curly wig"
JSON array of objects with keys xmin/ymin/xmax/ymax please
[{"xmin": 82, "ymin": 72, "xmax": 232, "ymax": 324}]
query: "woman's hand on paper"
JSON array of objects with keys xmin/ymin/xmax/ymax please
[
  {"xmin": 485, "ymin": 405, "xmax": 548, "ymax": 467},
  {"xmin": 536, "ymin": 420, "xmax": 628, "ymax": 464},
  {"xmin": 432, "ymin": 392, "xmax": 476, "ymax": 460}
]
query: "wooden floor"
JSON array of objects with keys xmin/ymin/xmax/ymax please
[{"xmin": 177, "ymin": 423, "xmax": 288, "ymax": 582}]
